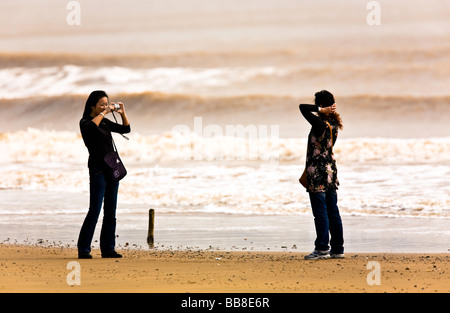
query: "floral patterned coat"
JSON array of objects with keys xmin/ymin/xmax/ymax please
[{"xmin": 300, "ymin": 104, "xmax": 339, "ymax": 193}]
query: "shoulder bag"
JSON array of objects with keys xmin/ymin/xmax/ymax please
[{"xmin": 103, "ymin": 121, "xmax": 127, "ymax": 182}]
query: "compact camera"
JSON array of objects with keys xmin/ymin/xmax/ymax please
[{"xmin": 112, "ymin": 103, "xmax": 121, "ymax": 111}]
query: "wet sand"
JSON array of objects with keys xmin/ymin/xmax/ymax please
[{"xmin": 0, "ymin": 244, "xmax": 448, "ymax": 293}]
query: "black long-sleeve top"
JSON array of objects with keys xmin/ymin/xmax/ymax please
[
  {"xmin": 80, "ymin": 116, "xmax": 131, "ymax": 169},
  {"xmin": 299, "ymin": 104, "xmax": 332, "ymax": 139}
]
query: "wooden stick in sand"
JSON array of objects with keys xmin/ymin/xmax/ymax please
[{"xmin": 147, "ymin": 209, "xmax": 155, "ymax": 248}]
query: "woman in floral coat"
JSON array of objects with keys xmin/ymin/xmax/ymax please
[{"xmin": 299, "ymin": 90, "xmax": 344, "ymax": 260}]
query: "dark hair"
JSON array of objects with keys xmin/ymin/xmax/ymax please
[
  {"xmin": 314, "ymin": 90, "xmax": 343, "ymax": 130},
  {"xmin": 82, "ymin": 90, "xmax": 109, "ymax": 119},
  {"xmin": 314, "ymin": 90, "xmax": 335, "ymax": 108}
]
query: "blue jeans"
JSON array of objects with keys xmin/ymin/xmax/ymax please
[
  {"xmin": 309, "ymin": 189, "xmax": 344, "ymax": 254},
  {"xmin": 77, "ymin": 166, "xmax": 119, "ymax": 254}
]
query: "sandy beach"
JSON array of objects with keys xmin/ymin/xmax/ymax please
[{"xmin": 0, "ymin": 244, "xmax": 448, "ymax": 293}]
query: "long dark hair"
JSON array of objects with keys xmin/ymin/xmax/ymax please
[
  {"xmin": 314, "ymin": 90, "xmax": 343, "ymax": 130},
  {"xmin": 82, "ymin": 90, "xmax": 109, "ymax": 119}
]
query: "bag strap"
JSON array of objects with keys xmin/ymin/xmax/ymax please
[
  {"xmin": 102, "ymin": 111, "xmax": 130, "ymax": 152},
  {"xmin": 110, "ymin": 111, "xmax": 129, "ymax": 141},
  {"xmin": 325, "ymin": 121, "xmax": 333, "ymax": 146},
  {"xmin": 101, "ymin": 117, "xmax": 120, "ymax": 154}
]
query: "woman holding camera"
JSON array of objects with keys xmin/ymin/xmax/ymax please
[
  {"xmin": 77, "ymin": 90, "xmax": 131, "ymax": 259},
  {"xmin": 299, "ymin": 90, "xmax": 344, "ymax": 260}
]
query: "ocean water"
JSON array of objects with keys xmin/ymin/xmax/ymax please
[{"xmin": 0, "ymin": 0, "xmax": 449, "ymax": 251}]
